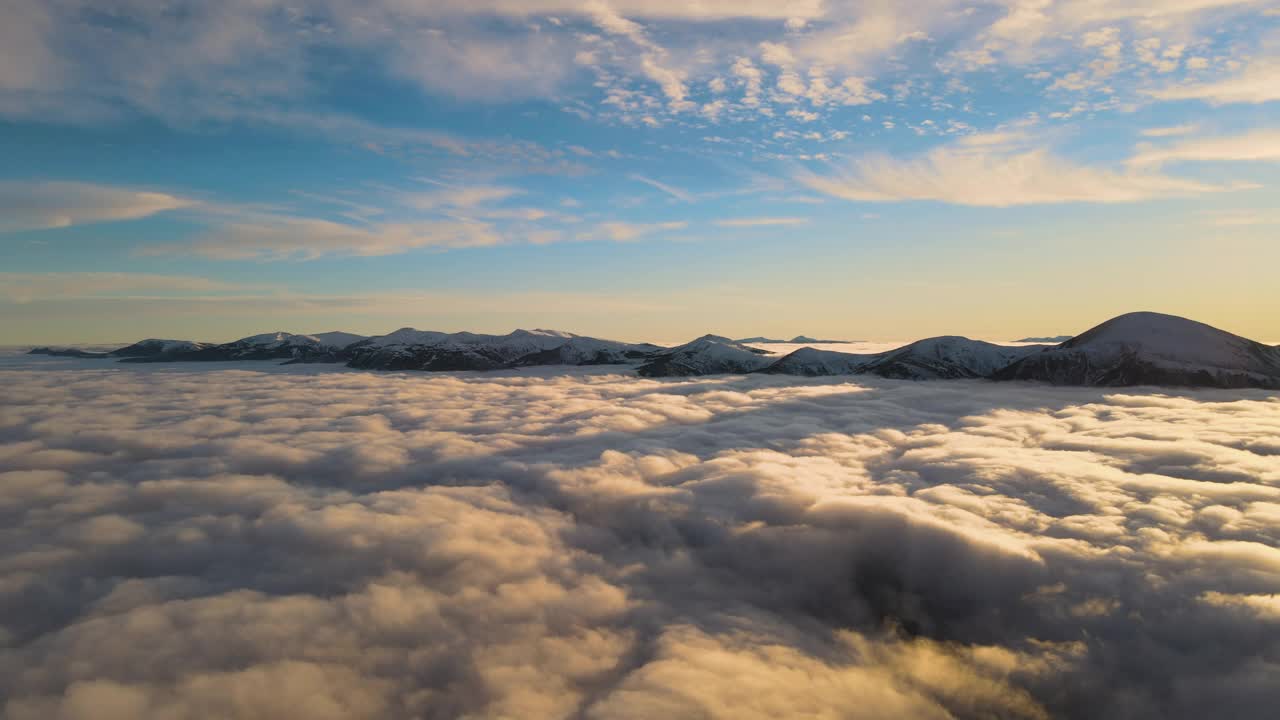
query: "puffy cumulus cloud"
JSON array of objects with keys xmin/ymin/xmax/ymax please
[
  {"xmin": 965, "ymin": 0, "xmax": 1264, "ymax": 63},
  {"xmin": 2, "ymin": 358, "xmax": 1280, "ymax": 718}
]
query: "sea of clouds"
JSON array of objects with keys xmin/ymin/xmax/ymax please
[{"xmin": 2, "ymin": 354, "xmax": 1279, "ymax": 719}]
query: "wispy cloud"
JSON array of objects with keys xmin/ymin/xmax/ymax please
[
  {"xmin": 0, "ymin": 272, "xmax": 250, "ymax": 303},
  {"xmin": 142, "ymin": 216, "xmax": 504, "ymax": 261},
  {"xmin": 797, "ymin": 137, "xmax": 1236, "ymax": 207},
  {"xmin": 0, "ymin": 182, "xmax": 193, "ymax": 233},
  {"xmin": 1140, "ymin": 124, "xmax": 1199, "ymax": 138},
  {"xmin": 133, "ymin": 178, "xmax": 695, "ymax": 260},
  {"xmin": 1128, "ymin": 129, "xmax": 1280, "ymax": 168},
  {"xmin": 714, "ymin": 217, "xmax": 810, "ymax": 228},
  {"xmin": 400, "ymin": 182, "xmax": 525, "ymax": 210},
  {"xmin": 1148, "ymin": 62, "xmax": 1280, "ymax": 105},
  {"xmin": 590, "ymin": 221, "xmax": 688, "ymax": 242},
  {"xmin": 629, "ymin": 174, "xmax": 694, "ymax": 202}
]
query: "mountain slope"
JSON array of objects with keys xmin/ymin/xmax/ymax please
[
  {"xmin": 22, "ymin": 312, "xmax": 1277, "ymax": 388},
  {"xmin": 122, "ymin": 332, "xmax": 365, "ymax": 363},
  {"xmin": 346, "ymin": 329, "xmax": 658, "ymax": 371},
  {"xmin": 758, "ymin": 337, "xmax": 1043, "ymax": 379},
  {"xmin": 859, "ymin": 337, "xmax": 1045, "ymax": 380},
  {"xmin": 760, "ymin": 347, "xmax": 871, "ymax": 376},
  {"xmin": 995, "ymin": 312, "xmax": 1280, "ymax": 389},
  {"xmin": 27, "ymin": 347, "xmax": 112, "ymax": 359},
  {"xmin": 110, "ymin": 339, "xmax": 214, "ymax": 358},
  {"xmin": 637, "ymin": 335, "xmax": 773, "ymax": 377}
]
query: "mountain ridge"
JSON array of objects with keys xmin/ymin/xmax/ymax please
[{"xmin": 24, "ymin": 312, "xmax": 1280, "ymax": 389}]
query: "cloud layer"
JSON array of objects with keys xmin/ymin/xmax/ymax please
[
  {"xmin": 2, "ymin": 358, "xmax": 1279, "ymax": 718},
  {"xmin": 3, "ymin": 0, "xmax": 1270, "ymax": 133}
]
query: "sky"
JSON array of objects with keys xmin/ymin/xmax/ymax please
[{"xmin": 1, "ymin": 0, "xmax": 1279, "ymax": 344}]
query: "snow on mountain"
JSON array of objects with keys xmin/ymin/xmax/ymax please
[
  {"xmin": 236, "ymin": 331, "xmax": 297, "ymax": 347},
  {"xmin": 996, "ymin": 312, "xmax": 1280, "ymax": 389},
  {"xmin": 358, "ymin": 328, "xmax": 448, "ymax": 347},
  {"xmin": 110, "ymin": 339, "xmax": 213, "ymax": 358},
  {"xmin": 28, "ymin": 339, "xmax": 211, "ymax": 360},
  {"xmin": 859, "ymin": 337, "xmax": 1045, "ymax": 380},
  {"xmin": 119, "ymin": 332, "xmax": 366, "ymax": 363},
  {"xmin": 637, "ymin": 335, "xmax": 773, "ymax": 377},
  {"xmin": 23, "ymin": 312, "xmax": 1278, "ymax": 388},
  {"xmin": 309, "ymin": 331, "xmax": 367, "ymax": 348},
  {"xmin": 757, "ymin": 337, "xmax": 1042, "ymax": 379},
  {"xmin": 347, "ymin": 329, "xmax": 659, "ymax": 371},
  {"xmin": 512, "ymin": 337, "xmax": 664, "ymax": 367},
  {"xmin": 760, "ymin": 347, "xmax": 872, "ymax": 376},
  {"xmin": 234, "ymin": 331, "xmax": 367, "ymax": 350}
]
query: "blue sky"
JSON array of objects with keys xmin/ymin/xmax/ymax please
[{"xmin": 2, "ymin": 0, "xmax": 1279, "ymax": 343}]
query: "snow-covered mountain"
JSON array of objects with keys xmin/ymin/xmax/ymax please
[
  {"xmin": 995, "ymin": 312, "xmax": 1280, "ymax": 389},
  {"xmin": 656, "ymin": 313, "xmax": 1280, "ymax": 388},
  {"xmin": 111, "ymin": 339, "xmax": 214, "ymax": 358},
  {"xmin": 859, "ymin": 337, "xmax": 1045, "ymax": 380},
  {"xmin": 236, "ymin": 331, "xmax": 366, "ymax": 350},
  {"xmin": 23, "ymin": 312, "xmax": 1279, "ymax": 389},
  {"xmin": 345, "ymin": 328, "xmax": 659, "ymax": 371},
  {"xmin": 761, "ymin": 347, "xmax": 872, "ymax": 376},
  {"xmin": 29, "ymin": 339, "xmax": 214, "ymax": 360},
  {"xmin": 637, "ymin": 335, "xmax": 773, "ymax": 377},
  {"xmin": 759, "ymin": 337, "xmax": 1042, "ymax": 379},
  {"xmin": 121, "ymin": 332, "xmax": 366, "ymax": 363}
]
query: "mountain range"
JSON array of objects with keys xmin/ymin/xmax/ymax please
[
  {"xmin": 1014, "ymin": 335, "xmax": 1074, "ymax": 344},
  {"xmin": 26, "ymin": 312, "xmax": 1280, "ymax": 390},
  {"xmin": 735, "ymin": 335, "xmax": 851, "ymax": 344}
]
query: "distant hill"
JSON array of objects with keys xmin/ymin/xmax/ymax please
[
  {"xmin": 736, "ymin": 335, "xmax": 851, "ymax": 344},
  {"xmin": 1014, "ymin": 335, "xmax": 1073, "ymax": 344}
]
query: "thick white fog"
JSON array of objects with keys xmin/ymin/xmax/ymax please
[{"xmin": 2, "ymin": 357, "xmax": 1279, "ymax": 718}]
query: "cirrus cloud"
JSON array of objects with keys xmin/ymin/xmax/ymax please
[
  {"xmin": 1148, "ymin": 62, "xmax": 1280, "ymax": 105},
  {"xmin": 0, "ymin": 182, "xmax": 193, "ymax": 233},
  {"xmin": 1128, "ymin": 129, "xmax": 1280, "ymax": 168},
  {"xmin": 797, "ymin": 144, "xmax": 1235, "ymax": 207}
]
